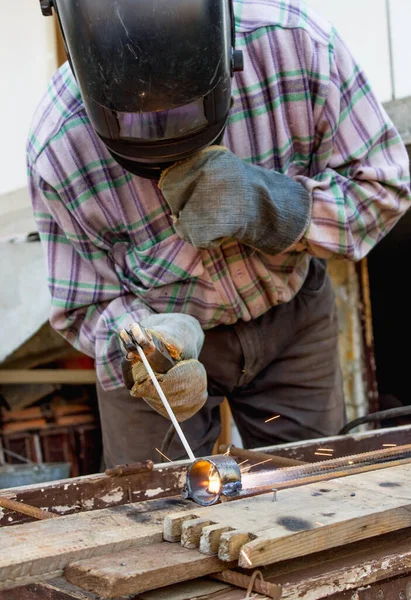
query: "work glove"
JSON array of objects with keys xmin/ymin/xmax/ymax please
[
  {"xmin": 159, "ymin": 146, "xmax": 311, "ymax": 255},
  {"xmin": 121, "ymin": 314, "xmax": 207, "ymax": 422}
]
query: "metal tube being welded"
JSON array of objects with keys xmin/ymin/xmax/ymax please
[{"xmin": 183, "ymin": 456, "xmax": 242, "ymax": 505}]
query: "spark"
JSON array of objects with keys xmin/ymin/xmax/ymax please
[
  {"xmin": 155, "ymin": 448, "xmax": 173, "ymax": 463},
  {"xmin": 318, "ymin": 448, "xmax": 334, "ymax": 452},
  {"xmin": 241, "ymin": 549, "xmax": 253, "ymax": 566},
  {"xmin": 348, "ymin": 460, "xmax": 354, "ymax": 465},
  {"xmin": 315, "ymin": 521, "xmax": 325, "ymax": 527},
  {"xmin": 382, "ymin": 444, "xmax": 397, "ymax": 447},
  {"xmin": 242, "ymin": 458, "xmax": 273, "ymax": 472},
  {"xmin": 238, "ymin": 460, "xmax": 249, "ymax": 467},
  {"xmin": 315, "ymin": 452, "xmax": 333, "ymax": 457},
  {"xmin": 265, "ymin": 415, "xmax": 281, "ymax": 423}
]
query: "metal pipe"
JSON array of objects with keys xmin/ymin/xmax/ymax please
[
  {"xmin": 233, "ymin": 444, "xmax": 411, "ymax": 499},
  {"xmin": 183, "ymin": 456, "xmax": 242, "ymax": 506}
]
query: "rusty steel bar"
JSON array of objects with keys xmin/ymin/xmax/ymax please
[
  {"xmin": 212, "ymin": 569, "xmax": 282, "ymax": 599},
  {"xmin": 0, "ymin": 497, "xmax": 58, "ymax": 520},
  {"xmin": 105, "ymin": 460, "xmax": 154, "ymax": 477},
  {"xmin": 219, "ymin": 444, "xmax": 307, "ymax": 467}
]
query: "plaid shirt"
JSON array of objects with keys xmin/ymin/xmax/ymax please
[{"xmin": 27, "ymin": 0, "xmax": 411, "ymax": 390}]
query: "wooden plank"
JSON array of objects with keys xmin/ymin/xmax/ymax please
[
  {"xmin": 164, "ymin": 463, "xmax": 411, "ymax": 569},
  {"xmin": 181, "ymin": 518, "xmax": 214, "ymax": 549},
  {"xmin": 200, "ymin": 525, "xmax": 234, "ymax": 555},
  {"xmin": 240, "ymin": 463, "xmax": 411, "ymax": 568},
  {"xmin": 0, "ymin": 370, "xmax": 96, "ymax": 385},
  {"xmin": 137, "ymin": 578, "xmax": 231, "ymax": 600},
  {"xmin": 65, "ymin": 542, "xmax": 236, "ymax": 598},
  {"xmin": 0, "ymin": 498, "xmax": 192, "ymax": 590},
  {"xmin": 0, "ymin": 578, "xmax": 101, "ymax": 600},
  {"xmin": 0, "ymin": 464, "xmax": 188, "ymax": 527},
  {"xmin": 276, "ymin": 531, "xmax": 411, "ymax": 600}
]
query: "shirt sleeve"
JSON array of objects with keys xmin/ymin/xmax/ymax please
[
  {"xmin": 296, "ymin": 30, "xmax": 411, "ymax": 260},
  {"xmin": 28, "ymin": 165, "xmax": 153, "ymax": 390}
]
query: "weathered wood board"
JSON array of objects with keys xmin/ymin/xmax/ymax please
[
  {"xmin": 0, "ymin": 497, "xmax": 192, "ymax": 590},
  {"xmin": 62, "ymin": 527, "xmax": 411, "ymax": 600},
  {"xmin": 276, "ymin": 529, "xmax": 411, "ymax": 600},
  {"xmin": 65, "ymin": 542, "xmax": 236, "ymax": 598},
  {"xmin": 164, "ymin": 463, "xmax": 411, "ymax": 568}
]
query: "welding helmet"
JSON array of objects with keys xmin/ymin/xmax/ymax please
[{"xmin": 40, "ymin": 0, "xmax": 243, "ymax": 179}]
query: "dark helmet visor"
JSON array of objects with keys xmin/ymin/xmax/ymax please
[
  {"xmin": 116, "ymin": 98, "xmax": 208, "ymax": 141},
  {"xmin": 41, "ymin": 0, "xmax": 243, "ymax": 177}
]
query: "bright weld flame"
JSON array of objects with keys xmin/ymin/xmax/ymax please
[
  {"xmin": 265, "ymin": 415, "xmax": 281, "ymax": 423},
  {"xmin": 207, "ymin": 469, "xmax": 221, "ymax": 494},
  {"xmin": 155, "ymin": 448, "xmax": 173, "ymax": 463},
  {"xmin": 348, "ymin": 460, "xmax": 354, "ymax": 465},
  {"xmin": 241, "ymin": 549, "xmax": 253, "ymax": 566},
  {"xmin": 383, "ymin": 444, "xmax": 397, "ymax": 447}
]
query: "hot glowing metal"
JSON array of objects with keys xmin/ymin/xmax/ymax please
[{"xmin": 183, "ymin": 456, "xmax": 242, "ymax": 506}]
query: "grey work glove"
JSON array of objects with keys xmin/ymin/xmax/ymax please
[
  {"xmin": 159, "ymin": 146, "xmax": 311, "ymax": 255},
  {"xmin": 121, "ymin": 314, "xmax": 207, "ymax": 422}
]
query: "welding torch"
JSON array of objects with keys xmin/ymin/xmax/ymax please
[{"xmin": 120, "ymin": 323, "xmax": 196, "ymax": 461}]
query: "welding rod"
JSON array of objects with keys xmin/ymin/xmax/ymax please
[{"xmin": 135, "ymin": 345, "xmax": 196, "ymax": 462}]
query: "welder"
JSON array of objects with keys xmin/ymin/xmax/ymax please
[{"xmin": 28, "ymin": 0, "xmax": 411, "ymax": 467}]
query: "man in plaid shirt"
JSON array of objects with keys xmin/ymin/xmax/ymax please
[{"xmin": 28, "ymin": 0, "xmax": 411, "ymax": 466}]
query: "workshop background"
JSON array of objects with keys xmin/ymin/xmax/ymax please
[{"xmin": 0, "ymin": 0, "xmax": 410, "ymax": 482}]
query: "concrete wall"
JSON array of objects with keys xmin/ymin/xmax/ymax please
[
  {"xmin": 309, "ymin": 0, "xmax": 411, "ymax": 103},
  {"xmin": 0, "ymin": 3, "xmax": 57, "ymax": 198}
]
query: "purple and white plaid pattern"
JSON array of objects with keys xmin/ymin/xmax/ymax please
[{"xmin": 27, "ymin": 0, "xmax": 411, "ymax": 389}]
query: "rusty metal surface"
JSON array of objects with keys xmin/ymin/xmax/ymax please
[
  {"xmin": 329, "ymin": 575, "xmax": 411, "ymax": 600},
  {"xmin": 0, "ymin": 497, "xmax": 58, "ymax": 520},
  {"xmin": 0, "ymin": 464, "xmax": 187, "ymax": 527},
  {"xmin": 1, "ymin": 425, "xmax": 411, "ymax": 527}
]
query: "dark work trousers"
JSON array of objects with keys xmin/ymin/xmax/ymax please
[{"xmin": 96, "ymin": 259, "xmax": 345, "ymax": 468}]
